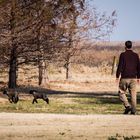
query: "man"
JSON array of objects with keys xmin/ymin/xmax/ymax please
[{"xmin": 116, "ymin": 40, "xmax": 140, "ymax": 115}]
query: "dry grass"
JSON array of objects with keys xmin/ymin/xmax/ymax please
[
  {"xmin": 0, "ymin": 63, "xmax": 140, "ymax": 114},
  {"xmin": 0, "ymin": 63, "xmax": 140, "ymax": 139}
]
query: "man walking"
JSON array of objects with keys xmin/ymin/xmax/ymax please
[{"xmin": 116, "ymin": 40, "xmax": 140, "ymax": 115}]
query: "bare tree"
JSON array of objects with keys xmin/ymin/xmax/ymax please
[
  {"xmin": 58, "ymin": 2, "xmax": 117, "ymax": 79},
  {"xmin": 0, "ymin": 0, "xmax": 86, "ymax": 87}
]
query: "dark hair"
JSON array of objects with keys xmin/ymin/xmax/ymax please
[{"xmin": 125, "ymin": 40, "xmax": 132, "ymax": 48}]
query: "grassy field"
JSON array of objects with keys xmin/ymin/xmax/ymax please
[
  {"xmin": 1, "ymin": 92, "xmax": 140, "ymax": 115},
  {"xmin": 0, "ymin": 65, "xmax": 140, "ymax": 140},
  {"xmin": 1, "ymin": 64, "xmax": 140, "ymax": 115}
]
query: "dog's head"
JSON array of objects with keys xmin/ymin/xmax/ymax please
[
  {"xmin": 29, "ymin": 90, "xmax": 37, "ymax": 94},
  {"xmin": 1, "ymin": 86, "xmax": 7, "ymax": 95},
  {"xmin": 3, "ymin": 89, "xmax": 7, "ymax": 95}
]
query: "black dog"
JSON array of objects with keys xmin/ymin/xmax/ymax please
[
  {"xmin": 3, "ymin": 89, "xmax": 19, "ymax": 103},
  {"xmin": 29, "ymin": 90, "xmax": 49, "ymax": 104}
]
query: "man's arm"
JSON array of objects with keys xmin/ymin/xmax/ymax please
[{"xmin": 136, "ymin": 54, "xmax": 140, "ymax": 83}]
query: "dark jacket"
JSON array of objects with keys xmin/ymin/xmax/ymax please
[{"xmin": 116, "ymin": 49, "xmax": 140, "ymax": 79}]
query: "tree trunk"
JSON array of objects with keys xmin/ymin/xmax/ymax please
[
  {"xmin": 64, "ymin": 58, "xmax": 70, "ymax": 80},
  {"xmin": 66, "ymin": 63, "xmax": 69, "ymax": 80},
  {"xmin": 35, "ymin": 25, "xmax": 49, "ymax": 86},
  {"xmin": 8, "ymin": 48, "xmax": 17, "ymax": 88},
  {"xmin": 8, "ymin": 0, "xmax": 17, "ymax": 88},
  {"xmin": 64, "ymin": 53, "xmax": 71, "ymax": 80},
  {"xmin": 38, "ymin": 60, "xmax": 49, "ymax": 86}
]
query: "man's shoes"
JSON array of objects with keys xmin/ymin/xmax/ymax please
[
  {"xmin": 124, "ymin": 106, "xmax": 132, "ymax": 114},
  {"xmin": 131, "ymin": 109, "xmax": 136, "ymax": 115}
]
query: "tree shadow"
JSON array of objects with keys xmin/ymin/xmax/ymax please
[
  {"xmin": 15, "ymin": 84, "xmax": 119, "ymax": 97},
  {"xmin": 1, "ymin": 85, "xmax": 140, "ymax": 105}
]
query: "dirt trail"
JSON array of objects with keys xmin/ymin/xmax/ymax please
[{"xmin": 0, "ymin": 113, "xmax": 140, "ymax": 140}]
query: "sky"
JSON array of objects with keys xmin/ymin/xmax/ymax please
[{"xmin": 92, "ymin": 0, "xmax": 140, "ymax": 41}]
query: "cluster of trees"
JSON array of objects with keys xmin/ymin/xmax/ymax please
[{"xmin": 0, "ymin": 0, "xmax": 117, "ymax": 88}]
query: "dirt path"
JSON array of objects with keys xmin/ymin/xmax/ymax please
[{"xmin": 0, "ymin": 113, "xmax": 140, "ymax": 140}]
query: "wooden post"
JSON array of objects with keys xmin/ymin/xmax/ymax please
[{"xmin": 111, "ymin": 56, "xmax": 117, "ymax": 75}]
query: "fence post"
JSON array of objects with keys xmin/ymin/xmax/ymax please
[{"xmin": 111, "ymin": 56, "xmax": 117, "ymax": 75}]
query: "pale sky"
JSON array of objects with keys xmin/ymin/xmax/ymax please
[{"xmin": 92, "ymin": 0, "xmax": 140, "ymax": 41}]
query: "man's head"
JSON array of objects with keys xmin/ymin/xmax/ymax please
[{"xmin": 125, "ymin": 40, "xmax": 132, "ymax": 49}]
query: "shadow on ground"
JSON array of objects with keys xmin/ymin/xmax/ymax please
[
  {"xmin": 8, "ymin": 85, "xmax": 140, "ymax": 104},
  {"xmin": 1, "ymin": 85, "xmax": 140, "ymax": 105}
]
